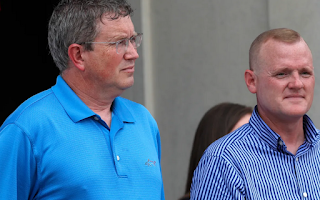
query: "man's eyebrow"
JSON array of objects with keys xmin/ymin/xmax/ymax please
[
  {"xmin": 113, "ymin": 32, "xmax": 138, "ymax": 40},
  {"xmin": 103, "ymin": 34, "xmax": 125, "ymax": 42},
  {"xmin": 299, "ymin": 66, "xmax": 314, "ymax": 72},
  {"xmin": 104, "ymin": 31, "xmax": 138, "ymax": 42}
]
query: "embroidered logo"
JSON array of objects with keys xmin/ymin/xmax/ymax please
[{"xmin": 145, "ymin": 159, "xmax": 156, "ymax": 167}]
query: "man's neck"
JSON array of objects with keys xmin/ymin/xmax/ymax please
[
  {"xmin": 62, "ymin": 71, "xmax": 115, "ymax": 127},
  {"xmin": 75, "ymin": 89, "xmax": 113, "ymax": 127},
  {"xmin": 275, "ymin": 123, "xmax": 305, "ymax": 155}
]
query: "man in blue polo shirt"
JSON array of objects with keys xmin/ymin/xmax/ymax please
[
  {"xmin": 0, "ymin": 0, "xmax": 165, "ymax": 199},
  {"xmin": 191, "ymin": 28, "xmax": 320, "ymax": 199}
]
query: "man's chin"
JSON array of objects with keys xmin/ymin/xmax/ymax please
[
  {"xmin": 121, "ymin": 80, "xmax": 134, "ymax": 90},
  {"xmin": 282, "ymin": 107, "xmax": 309, "ymax": 118}
]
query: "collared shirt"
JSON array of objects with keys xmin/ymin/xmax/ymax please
[
  {"xmin": 191, "ymin": 106, "xmax": 320, "ymax": 200},
  {"xmin": 0, "ymin": 76, "xmax": 165, "ymax": 200}
]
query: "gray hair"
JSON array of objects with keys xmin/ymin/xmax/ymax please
[{"xmin": 48, "ymin": 0, "xmax": 133, "ymax": 72}]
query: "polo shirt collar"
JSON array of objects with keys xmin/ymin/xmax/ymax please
[
  {"xmin": 250, "ymin": 106, "xmax": 320, "ymax": 150},
  {"xmin": 111, "ymin": 97, "xmax": 135, "ymax": 123},
  {"xmin": 51, "ymin": 75, "xmax": 95, "ymax": 122},
  {"xmin": 51, "ymin": 75, "xmax": 135, "ymax": 124}
]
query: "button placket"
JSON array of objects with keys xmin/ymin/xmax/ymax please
[
  {"xmin": 109, "ymin": 116, "xmax": 127, "ymax": 178},
  {"xmin": 294, "ymin": 156, "xmax": 308, "ymax": 199}
]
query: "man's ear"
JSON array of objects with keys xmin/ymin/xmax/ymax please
[
  {"xmin": 244, "ymin": 69, "xmax": 257, "ymax": 94},
  {"xmin": 68, "ymin": 44, "xmax": 86, "ymax": 71}
]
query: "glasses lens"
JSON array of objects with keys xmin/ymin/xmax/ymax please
[
  {"xmin": 131, "ymin": 34, "xmax": 142, "ymax": 48},
  {"xmin": 116, "ymin": 39, "xmax": 128, "ymax": 54},
  {"xmin": 116, "ymin": 34, "xmax": 143, "ymax": 54}
]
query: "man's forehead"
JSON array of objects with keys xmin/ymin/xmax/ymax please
[{"xmin": 96, "ymin": 15, "xmax": 134, "ymax": 36}]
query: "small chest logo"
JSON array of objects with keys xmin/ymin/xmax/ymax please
[{"xmin": 145, "ymin": 159, "xmax": 156, "ymax": 167}]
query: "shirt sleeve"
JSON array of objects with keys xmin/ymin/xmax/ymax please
[
  {"xmin": 0, "ymin": 124, "xmax": 38, "ymax": 199},
  {"xmin": 190, "ymin": 154, "xmax": 245, "ymax": 200}
]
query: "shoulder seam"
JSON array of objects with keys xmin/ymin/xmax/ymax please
[{"xmin": 15, "ymin": 90, "xmax": 54, "ymax": 122}]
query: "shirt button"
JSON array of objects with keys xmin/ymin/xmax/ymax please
[
  {"xmin": 278, "ymin": 141, "xmax": 283, "ymax": 146},
  {"xmin": 93, "ymin": 116, "xmax": 99, "ymax": 121},
  {"xmin": 303, "ymin": 192, "xmax": 307, "ymax": 198},
  {"xmin": 116, "ymin": 155, "xmax": 120, "ymax": 161},
  {"xmin": 296, "ymin": 158, "xmax": 299, "ymax": 162}
]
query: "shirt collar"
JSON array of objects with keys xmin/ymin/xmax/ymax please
[
  {"xmin": 250, "ymin": 106, "xmax": 320, "ymax": 150},
  {"xmin": 111, "ymin": 97, "xmax": 135, "ymax": 123},
  {"xmin": 51, "ymin": 75, "xmax": 135, "ymax": 123},
  {"xmin": 51, "ymin": 76, "xmax": 95, "ymax": 122}
]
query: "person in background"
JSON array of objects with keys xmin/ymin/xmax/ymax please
[
  {"xmin": 0, "ymin": 0, "xmax": 164, "ymax": 199},
  {"xmin": 179, "ymin": 102, "xmax": 252, "ymax": 200},
  {"xmin": 191, "ymin": 28, "xmax": 320, "ymax": 199}
]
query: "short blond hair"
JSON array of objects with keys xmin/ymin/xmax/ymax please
[{"xmin": 249, "ymin": 28, "xmax": 301, "ymax": 71}]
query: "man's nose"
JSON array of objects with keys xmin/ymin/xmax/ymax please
[
  {"xmin": 288, "ymin": 72, "xmax": 304, "ymax": 89},
  {"xmin": 124, "ymin": 41, "xmax": 139, "ymax": 60}
]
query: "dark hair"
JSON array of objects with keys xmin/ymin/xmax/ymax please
[
  {"xmin": 48, "ymin": 0, "xmax": 133, "ymax": 72},
  {"xmin": 182, "ymin": 102, "xmax": 253, "ymax": 199}
]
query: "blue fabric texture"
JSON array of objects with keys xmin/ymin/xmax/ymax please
[
  {"xmin": 0, "ymin": 76, "xmax": 164, "ymax": 200},
  {"xmin": 191, "ymin": 106, "xmax": 320, "ymax": 200}
]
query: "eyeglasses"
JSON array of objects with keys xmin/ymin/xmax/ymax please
[{"xmin": 83, "ymin": 33, "xmax": 143, "ymax": 54}]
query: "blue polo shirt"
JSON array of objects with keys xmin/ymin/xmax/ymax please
[{"xmin": 0, "ymin": 76, "xmax": 165, "ymax": 200}]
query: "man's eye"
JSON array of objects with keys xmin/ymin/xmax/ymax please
[
  {"xmin": 301, "ymin": 72, "xmax": 311, "ymax": 77},
  {"xmin": 130, "ymin": 36, "xmax": 136, "ymax": 43},
  {"xmin": 118, "ymin": 39, "xmax": 127, "ymax": 46},
  {"xmin": 276, "ymin": 73, "xmax": 286, "ymax": 78}
]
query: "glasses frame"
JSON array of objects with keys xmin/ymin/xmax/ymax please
[{"xmin": 83, "ymin": 33, "xmax": 143, "ymax": 54}]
